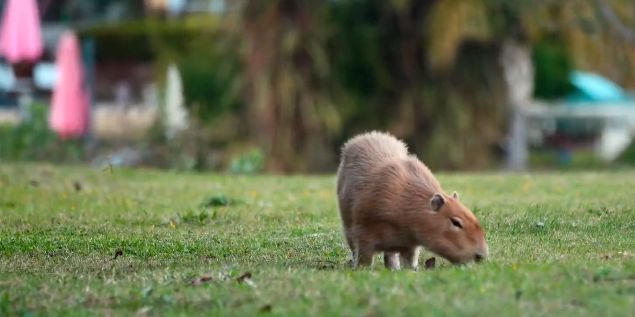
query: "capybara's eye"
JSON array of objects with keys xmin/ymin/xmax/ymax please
[{"xmin": 451, "ymin": 217, "xmax": 463, "ymax": 229}]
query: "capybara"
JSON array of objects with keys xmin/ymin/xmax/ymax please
[{"xmin": 336, "ymin": 131, "xmax": 488, "ymax": 269}]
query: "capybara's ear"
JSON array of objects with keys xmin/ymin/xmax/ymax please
[
  {"xmin": 452, "ymin": 191, "xmax": 459, "ymax": 200},
  {"xmin": 430, "ymin": 193, "xmax": 445, "ymax": 211}
]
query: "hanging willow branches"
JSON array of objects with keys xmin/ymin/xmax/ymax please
[
  {"xmin": 237, "ymin": 0, "xmax": 340, "ymax": 172},
  {"xmin": 212, "ymin": 0, "xmax": 635, "ymax": 171}
]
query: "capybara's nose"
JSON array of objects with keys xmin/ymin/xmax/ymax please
[{"xmin": 474, "ymin": 253, "xmax": 485, "ymax": 263}]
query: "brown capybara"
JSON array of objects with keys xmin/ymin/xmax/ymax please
[{"xmin": 336, "ymin": 131, "xmax": 488, "ymax": 269}]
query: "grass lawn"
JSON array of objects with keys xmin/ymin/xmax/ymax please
[{"xmin": 1, "ymin": 163, "xmax": 634, "ymax": 316}]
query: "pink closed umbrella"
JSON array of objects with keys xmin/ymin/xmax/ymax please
[
  {"xmin": 0, "ymin": 0, "xmax": 43, "ymax": 64},
  {"xmin": 49, "ymin": 31, "xmax": 90, "ymax": 139}
]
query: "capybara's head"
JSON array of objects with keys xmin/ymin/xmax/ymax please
[{"xmin": 421, "ymin": 192, "xmax": 488, "ymax": 264}]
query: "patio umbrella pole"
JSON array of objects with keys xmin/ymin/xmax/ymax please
[
  {"xmin": 82, "ymin": 37, "xmax": 96, "ymax": 152},
  {"xmin": 500, "ymin": 40, "xmax": 534, "ymax": 171},
  {"xmin": 16, "ymin": 79, "xmax": 33, "ymax": 121}
]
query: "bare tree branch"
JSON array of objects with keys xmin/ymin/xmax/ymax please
[{"xmin": 592, "ymin": 0, "xmax": 635, "ymax": 46}]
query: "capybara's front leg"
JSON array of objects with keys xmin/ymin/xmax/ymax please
[
  {"xmin": 384, "ymin": 252, "xmax": 400, "ymax": 270},
  {"xmin": 400, "ymin": 246, "xmax": 421, "ymax": 270}
]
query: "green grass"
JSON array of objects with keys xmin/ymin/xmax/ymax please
[{"xmin": 1, "ymin": 163, "xmax": 634, "ymax": 316}]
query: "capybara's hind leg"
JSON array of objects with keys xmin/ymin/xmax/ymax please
[
  {"xmin": 384, "ymin": 252, "xmax": 400, "ymax": 270},
  {"xmin": 400, "ymin": 246, "xmax": 421, "ymax": 270},
  {"xmin": 345, "ymin": 232, "xmax": 355, "ymax": 265}
]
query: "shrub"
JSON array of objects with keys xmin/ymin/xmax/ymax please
[
  {"xmin": 229, "ymin": 149, "xmax": 264, "ymax": 174},
  {"xmin": 532, "ymin": 38, "xmax": 574, "ymax": 100},
  {"xmin": 0, "ymin": 104, "xmax": 84, "ymax": 162},
  {"xmin": 80, "ymin": 17, "xmax": 243, "ymax": 123}
]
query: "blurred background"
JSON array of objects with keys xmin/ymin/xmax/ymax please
[{"xmin": 1, "ymin": 0, "xmax": 635, "ymax": 174}]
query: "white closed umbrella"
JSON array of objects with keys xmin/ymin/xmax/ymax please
[{"xmin": 164, "ymin": 63, "xmax": 188, "ymax": 139}]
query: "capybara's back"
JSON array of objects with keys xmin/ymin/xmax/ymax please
[{"xmin": 336, "ymin": 131, "xmax": 408, "ymax": 231}]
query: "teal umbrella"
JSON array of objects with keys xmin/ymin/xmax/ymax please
[{"xmin": 567, "ymin": 71, "xmax": 629, "ymax": 103}]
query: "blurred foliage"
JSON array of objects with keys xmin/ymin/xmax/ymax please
[
  {"xmin": 0, "ymin": 104, "xmax": 84, "ymax": 162},
  {"xmin": 521, "ymin": 0, "xmax": 635, "ymax": 88},
  {"xmin": 73, "ymin": 0, "xmax": 635, "ymax": 172},
  {"xmin": 80, "ymin": 17, "xmax": 222, "ymax": 61},
  {"xmin": 238, "ymin": 0, "xmax": 340, "ymax": 172},
  {"xmin": 326, "ymin": 0, "xmax": 506, "ymax": 169},
  {"xmin": 530, "ymin": 149, "xmax": 609, "ymax": 170},
  {"xmin": 228, "ymin": 148, "xmax": 264, "ymax": 174},
  {"xmin": 81, "ymin": 17, "xmax": 243, "ymax": 122},
  {"xmin": 176, "ymin": 48, "xmax": 242, "ymax": 122},
  {"xmin": 617, "ymin": 141, "xmax": 635, "ymax": 166},
  {"xmin": 425, "ymin": 0, "xmax": 492, "ymax": 70},
  {"xmin": 532, "ymin": 39, "xmax": 574, "ymax": 99},
  {"xmin": 80, "ymin": 21, "xmax": 154, "ymax": 62},
  {"xmin": 202, "ymin": 195, "xmax": 233, "ymax": 207}
]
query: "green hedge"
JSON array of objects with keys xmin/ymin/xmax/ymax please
[
  {"xmin": 79, "ymin": 17, "xmax": 223, "ymax": 62},
  {"xmin": 80, "ymin": 17, "xmax": 242, "ymax": 121},
  {"xmin": 0, "ymin": 104, "xmax": 84, "ymax": 162},
  {"xmin": 532, "ymin": 38, "xmax": 574, "ymax": 100}
]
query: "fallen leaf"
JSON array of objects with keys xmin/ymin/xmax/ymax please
[
  {"xmin": 190, "ymin": 275, "xmax": 213, "ymax": 286},
  {"xmin": 424, "ymin": 257, "xmax": 436, "ymax": 270},
  {"xmin": 314, "ymin": 260, "xmax": 336, "ymax": 270},
  {"xmin": 135, "ymin": 306, "xmax": 152, "ymax": 317},
  {"xmin": 112, "ymin": 248, "xmax": 123, "ymax": 260},
  {"xmin": 236, "ymin": 272, "xmax": 252, "ymax": 282},
  {"xmin": 236, "ymin": 272, "xmax": 256, "ymax": 288}
]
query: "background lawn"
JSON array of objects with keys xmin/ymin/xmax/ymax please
[{"xmin": 1, "ymin": 163, "xmax": 634, "ymax": 316}]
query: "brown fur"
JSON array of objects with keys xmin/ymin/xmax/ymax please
[{"xmin": 337, "ymin": 131, "xmax": 488, "ymax": 269}]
